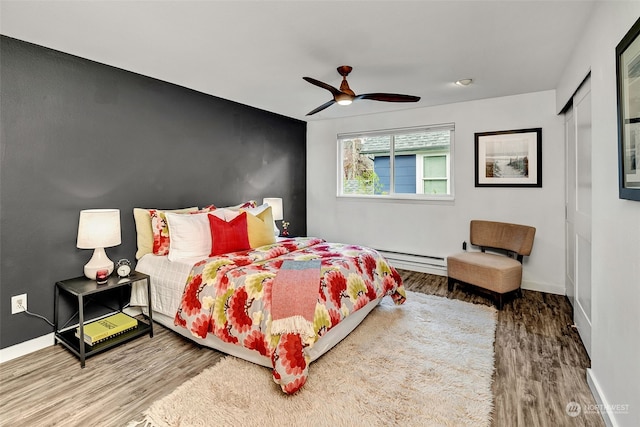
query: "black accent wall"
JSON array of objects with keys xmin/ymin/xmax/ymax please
[{"xmin": 0, "ymin": 36, "xmax": 307, "ymax": 349}]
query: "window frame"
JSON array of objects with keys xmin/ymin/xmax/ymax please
[
  {"xmin": 416, "ymin": 152, "xmax": 451, "ymax": 195},
  {"xmin": 337, "ymin": 124, "xmax": 455, "ymax": 201}
]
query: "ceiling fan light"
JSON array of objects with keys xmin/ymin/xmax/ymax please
[
  {"xmin": 455, "ymin": 78, "xmax": 473, "ymax": 86},
  {"xmin": 335, "ymin": 93, "xmax": 353, "ymax": 105}
]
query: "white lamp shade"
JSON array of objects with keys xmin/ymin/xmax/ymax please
[
  {"xmin": 262, "ymin": 198, "xmax": 283, "ymax": 221},
  {"xmin": 77, "ymin": 209, "xmax": 122, "ymax": 249}
]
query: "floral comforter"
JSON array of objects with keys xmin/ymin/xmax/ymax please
[{"xmin": 174, "ymin": 237, "xmax": 406, "ymax": 394}]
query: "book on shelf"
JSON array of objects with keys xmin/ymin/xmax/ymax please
[{"xmin": 75, "ymin": 312, "xmax": 138, "ymax": 346}]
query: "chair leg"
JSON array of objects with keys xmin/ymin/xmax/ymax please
[
  {"xmin": 447, "ymin": 277, "xmax": 455, "ymax": 292},
  {"xmin": 496, "ymin": 293, "xmax": 504, "ymax": 310}
]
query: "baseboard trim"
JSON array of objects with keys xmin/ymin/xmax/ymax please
[
  {"xmin": 587, "ymin": 368, "xmax": 616, "ymax": 427},
  {"xmin": 0, "ymin": 333, "xmax": 54, "ymax": 364},
  {"xmin": 521, "ymin": 280, "xmax": 565, "ymax": 295}
]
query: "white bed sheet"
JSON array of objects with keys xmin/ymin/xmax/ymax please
[
  {"xmin": 131, "ymin": 253, "xmax": 382, "ymax": 367},
  {"xmin": 131, "ymin": 254, "xmax": 200, "ymax": 318}
]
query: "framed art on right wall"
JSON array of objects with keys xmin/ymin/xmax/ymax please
[{"xmin": 617, "ymin": 17, "xmax": 640, "ymax": 201}]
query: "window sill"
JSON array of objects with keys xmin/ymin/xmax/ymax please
[{"xmin": 336, "ymin": 194, "xmax": 455, "ymax": 205}]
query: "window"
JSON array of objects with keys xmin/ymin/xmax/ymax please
[{"xmin": 338, "ymin": 124, "xmax": 454, "ymax": 199}]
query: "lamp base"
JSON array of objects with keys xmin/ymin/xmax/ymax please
[{"xmin": 84, "ymin": 247, "xmax": 114, "ymax": 281}]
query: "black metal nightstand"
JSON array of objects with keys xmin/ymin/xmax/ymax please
[{"xmin": 54, "ymin": 271, "xmax": 153, "ymax": 367}]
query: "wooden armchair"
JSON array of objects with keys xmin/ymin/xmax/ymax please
[{"xmin": 447, "ymin": 220, "xmax": 536, "ymax": 309}]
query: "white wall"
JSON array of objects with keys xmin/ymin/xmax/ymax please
[
  {"xmin": 557, "ymin": 2, "xmax": 640, "ymax": 426},
  {"xmin": 307, "ymin": 90, "xmax": 565, "ymax": 294}
]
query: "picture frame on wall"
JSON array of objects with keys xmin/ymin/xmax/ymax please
[
  {"xmin": 474, "ymin": 128, "xmax": 542, "ymax": 187},
  {"xmin": 616, "ymin": 17, "xmax": 640, "ymax": 201}
]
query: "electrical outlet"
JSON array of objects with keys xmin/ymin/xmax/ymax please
[{"xmin": 11, "ymin": 294, "xmax": 27, "ymax": 314}]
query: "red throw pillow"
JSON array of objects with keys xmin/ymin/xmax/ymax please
[{"xmin": 208, "ymin": 212, "xmax": 251, "ymax": 256}]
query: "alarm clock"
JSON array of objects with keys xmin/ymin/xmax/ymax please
[{"xmin": 115, "ymin": 258, "xmax": 132, "ymax": 278}]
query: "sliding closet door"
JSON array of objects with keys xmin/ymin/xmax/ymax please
[{"xmin": 565, "ymin": 76, "xmax": 592, "ymax": 357}]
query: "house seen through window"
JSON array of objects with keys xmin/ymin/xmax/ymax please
[{"xmin": 339, "ymin": 124, "xmax": 454, "ymax": 198}]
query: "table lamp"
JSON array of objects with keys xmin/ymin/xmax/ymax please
[
  {"xmin": 262, "ymin": 197, "xmax": 283, "ymax": 236},
  {"xmin": 76, "ymin": 209, "xmax": 121, "ymax": 281}
]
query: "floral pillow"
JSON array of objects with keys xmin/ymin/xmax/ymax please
[{"xmin": 149, "ymin": 209, "xmax": 173, "ymax": 256}]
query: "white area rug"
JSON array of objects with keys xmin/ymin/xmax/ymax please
[{"xmin": 131, "ymin": 292, "xmax": 497, "ymax": 427}]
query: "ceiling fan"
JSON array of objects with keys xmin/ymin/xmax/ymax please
[{"xmin": 303, "ymin": 65, "xmax": 421, "ymax": 116}]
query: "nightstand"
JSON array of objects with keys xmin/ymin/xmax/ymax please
[{"xmin": 54, "ymin": 271, "xmax": 153, "ymax": 367}]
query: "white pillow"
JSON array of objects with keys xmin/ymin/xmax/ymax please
[
  {"xmin": 166, "ymin": 212, "xmax": 212, "ymax": 261},
  {"xmin": 212, "ymin": 208, "xmax": 241, "ymax": 222},
  {"xmin": 133, "ymin": 206, "xmax": 198, "ymax": 259}
]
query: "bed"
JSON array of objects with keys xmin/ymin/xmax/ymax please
[{"xmin": 129, "ymin": 203, "xmax": 406, "ymax": 394}]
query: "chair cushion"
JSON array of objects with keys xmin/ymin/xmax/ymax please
[{"xmin": 447, "ymin": 252, "xmax": 522, "ymax": 294}]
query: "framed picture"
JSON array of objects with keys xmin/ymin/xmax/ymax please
[
  {"xmin": 617, "ymin": 17, "xmax": 640, "ymax": 201},
  {"xmin": 475, "ymin": 128, "xmax": 542, "ymax": 187}
]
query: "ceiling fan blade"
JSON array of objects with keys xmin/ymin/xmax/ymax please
[
  {"xmin": 306, "ymin": 99, "xmax": 336, "ymax": 116},
  {"xmin": 355, "ymin": 93, "xmax": 421, "ymax": 103},
  {"xmin": 303, "ymin": 77, "xmax": 342, "ymax": 97}
]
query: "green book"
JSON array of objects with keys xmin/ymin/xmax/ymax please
[{"xmin": 76, "ymin": 312, "xmax": 138, "ymax": 346}]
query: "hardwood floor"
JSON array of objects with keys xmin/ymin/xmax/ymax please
[
  {"xmin": 402, "ymin": 271, "xmax": 604, "ymax": 427},
  {"xmin": 0, "ymin": 270, "xmax": 604, "ymax": 427}
]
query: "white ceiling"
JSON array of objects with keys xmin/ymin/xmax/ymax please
[{"xmin": 0, "ymin": 1, "xmax": 595, "ymax": 122}]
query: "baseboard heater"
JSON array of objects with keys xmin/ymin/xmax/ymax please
[{"xmin": 375, "ymin": 249, "xmax": 447, "ymax": 276}]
